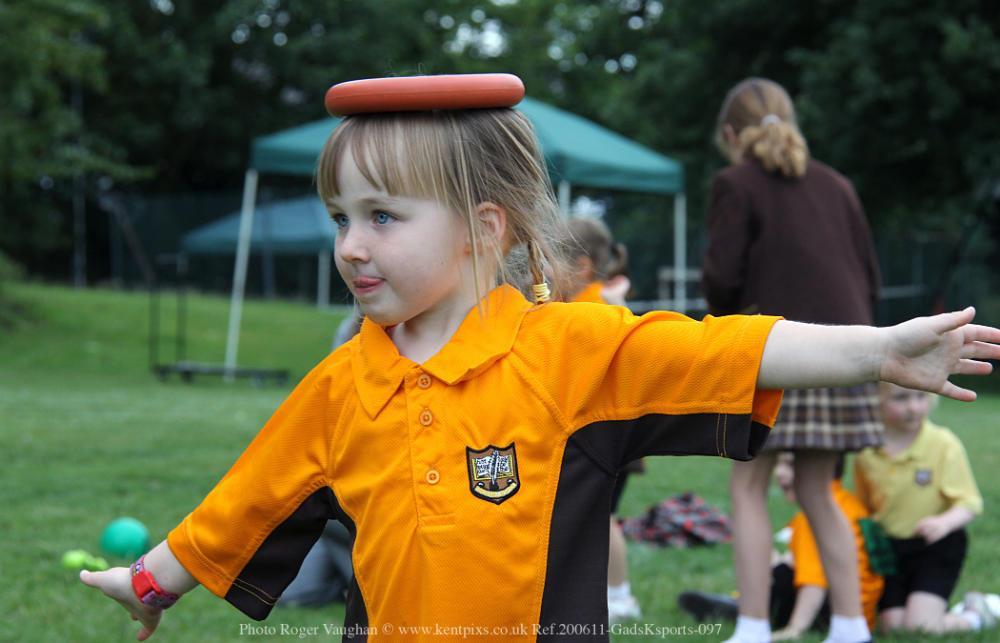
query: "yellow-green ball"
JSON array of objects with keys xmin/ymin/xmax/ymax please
[
  {"xmin": 62, "ymin": 549, "xmax": 90, "ymax": 569},
  {"xmin": 84, "ymin": 555, "xmax": 109, "ymax": 571}
]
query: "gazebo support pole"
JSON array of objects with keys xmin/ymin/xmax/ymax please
[
  {"xmin": 558, "ymin": 180, "xmax": 571, "ymax": 217},
  {"xmin": 224, "ymin": 168, "xmax": 258, "ymax": 380},
  {"xmin": 317, "ymin": 249, "xmax": 331, "ymax": 308},
  {"xmin": 673, "ymin": 192, "xmax": 687, "ymax": 313}
]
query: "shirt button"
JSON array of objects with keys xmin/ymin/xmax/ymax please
[
  {"xmin": 419, "ymin": 409, "xmax": 434, "ymax": 426},
  {"xmin": 417, "ymin": 374, "xmax": 432, "ymax": 389},
  {"xmin": 425, "ymin": 469, "xmax": 440, "ymax": 485}
]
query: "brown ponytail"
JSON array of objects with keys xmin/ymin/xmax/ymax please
[
  {"xmin": 715, "ymin": 78, "xmax": 810, "ymax": 179},
  {"xmin": 606, "ymin": 242, "xmax": 629, "ymax": 280}
]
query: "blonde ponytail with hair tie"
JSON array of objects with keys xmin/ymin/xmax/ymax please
[{"xmin": 526, "ymin": 240, "xmax": 550, "ymax": 303}]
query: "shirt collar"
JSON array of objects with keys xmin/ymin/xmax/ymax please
[
  {"xmin": 572, "ymin": 282, "xmax": 605, "ymax": 304},
  {"xmin": 880, "ymin": 418, "xmax": 935, "ymax": 462},
  {"xmin": 351, "ymin": 284, "xmax": 532, "ymax": 418}
]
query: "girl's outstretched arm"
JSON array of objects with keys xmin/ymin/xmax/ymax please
[
  {"xmin": 80, "ymin": 540, "xmax": 198, "ymax": 641},
  {"xmin": 758, "ymin": 307, "xmax": 1000, "ymax": 401}
]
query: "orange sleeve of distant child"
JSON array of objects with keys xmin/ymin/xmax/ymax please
[
  {"xmin": 789, "ymin": 512, "xmax": 826, "ymax": 589},
  {"xmin": 790, "ymin": 485, "xmax": 880, "ymax": 591}
]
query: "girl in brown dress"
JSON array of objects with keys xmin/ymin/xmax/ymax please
[{"xmin": 703, "ymin": 78, "xmax": 882, "ymax": 643}]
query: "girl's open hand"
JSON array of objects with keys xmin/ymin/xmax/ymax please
[
  {"xmin": 80, "ymin": 567, "xmax": 162, "ymax": 641},
  {"xmin": 881, "ymin": 307, "xmax": 1000, "ymax": 401}
]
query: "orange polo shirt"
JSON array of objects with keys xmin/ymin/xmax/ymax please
[
  {"xmin": 168, "ymin": 285, "xmax": 782, "ymax": 642},
  {"xmin": 787, "ymin": 480, "xmax": 884, "ymax": 629}
]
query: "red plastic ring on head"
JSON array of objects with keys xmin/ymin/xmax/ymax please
[{"xmin": 324, "ymin": 73, "xmax": 525, "ymax": 116}]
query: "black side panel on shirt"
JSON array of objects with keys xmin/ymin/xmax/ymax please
[
  {"xmin": 342, "ymin": 575, "xmax": 369, "ymax": 643},
  {"xmin": 225, "ymin": 486, "xmax": 369, "ymax": 642},
  {"xmin": 538, "ymin": 435, "xmax": 616, "ymax": 643},
  {"xmin": 537, "ymin": 413, "xmax": 768, "ymax": 642}
]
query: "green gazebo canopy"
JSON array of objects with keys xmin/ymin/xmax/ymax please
[
  {"xmin": 250, "ymin": 97, "xmax": 682, "ymax": 194},
  {"xmin": 182, "ymin": 196, "xmax": 333, "ymax": 255}
]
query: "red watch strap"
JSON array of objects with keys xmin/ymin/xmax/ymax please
[{"xmin": 130, "ymin": 555, "xmax": 180, "ymax": 609}]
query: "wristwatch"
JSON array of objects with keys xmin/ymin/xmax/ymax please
[{"xmin": 130, "ymin": 555, "xmax": 180, "ymax": 609}]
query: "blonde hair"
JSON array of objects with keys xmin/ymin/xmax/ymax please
[
  {"xmin": 715, "ymin": 78, "xmax": 810, "ymax": 179},
  {"xmin": 316, "ymin": 108, "xmax": 570, "ymax": 304},
  {"xmin": 565, "ymin": 218, "xmax": 628, "ymax": 281}
]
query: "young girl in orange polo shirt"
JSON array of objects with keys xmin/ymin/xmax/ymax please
[{"xmin": 81, "ymin": 75, "xmax": 1000, "ymax": 643}]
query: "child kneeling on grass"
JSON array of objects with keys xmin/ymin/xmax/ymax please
[
  {"xmin": 80, "ymin": 74, "xmax": 1000, "ymax": 643},
  {"xmin": 854, "ymin": 383, "xmax": 999, "ymax": 634}
]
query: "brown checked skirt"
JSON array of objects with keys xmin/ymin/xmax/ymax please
[{"xmin": 763, "ymin": 383, "xmax": 883, "ymax": 452}]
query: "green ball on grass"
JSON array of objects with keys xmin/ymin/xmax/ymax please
[{"xmin": 100, "ymin": 517, "xmax": 150, "ymax": 559}]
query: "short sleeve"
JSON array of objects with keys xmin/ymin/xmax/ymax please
[
  {"xmin": 534, "ymin": 305, "xmax": 783, "ymax": 466},
  {"xmin": 940, "ymin": 435, "xmax": 983, "ymax": 515},
  {"xmin": 167, "ymin": 361, "xmax": 340, "ymax": 620}
]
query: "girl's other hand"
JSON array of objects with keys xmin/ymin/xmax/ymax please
[
  {"xmin": 80, "ymin": 568, "xmax": 163, "ymax": 641},
  {"xmin": 600, "ymin": 275, "xmax": 631, "ymax": 307},
  {"xmin": 880, "ymin": 307, "xmax": 1000, "ymax": 401}
]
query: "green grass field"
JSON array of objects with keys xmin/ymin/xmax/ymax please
[{"xmin": 1, "ymin": 282, "xmax": 996, "ymax": 642}]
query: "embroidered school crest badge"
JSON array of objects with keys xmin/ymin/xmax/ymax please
[
  {"xmin": 914, "ymin": 469, "xmax": 932, "ymax": 486},
  {"xmin": 466, "ymin": 443, "xmax": 520, "ymax": 504}
]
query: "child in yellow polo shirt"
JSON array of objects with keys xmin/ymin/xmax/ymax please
[
  {"xmin": 854, "ymin": 383, "xmax": 992, "ymax": 634},
  {"xmin": 80, "ymin": 75, "xmax": 1000, "ymax": 643}
]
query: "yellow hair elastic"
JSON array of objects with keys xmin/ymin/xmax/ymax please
[{"xmin": 532, "ymin": 282, "xmax": 551, "ymax": 304}]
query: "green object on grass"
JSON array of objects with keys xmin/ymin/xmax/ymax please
[
  {"xmin": 100, "ymin": 517, "xmax": 150, "ymax": 559},
  {"xmin": 859, "ymin": 517, "xmax": 897, "ymax": 576},
  {"xmin": 85, "ymin": 555, "xmax": 109, "ymax": 571},
  {"xmin": 61, "ymin": 549, "xmax": 109, "ymax": 571},
  {"xmin": 61, "ymin": 550, "xmax": 89, "ymax": 569}
]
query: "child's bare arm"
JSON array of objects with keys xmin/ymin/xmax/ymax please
[
  {"xmin": 913, "ymin": 506, "xmax": 977, "ymax": 545},
  {"xmin": 80, "ymin": 540, "xmax": 198, "ymax": 641},
  {"xmin": 758, "ymin": 308, "xmax": 1000, "ymax": 401},
  {"xmin": 773, "ymin": 584, "xmax": 827, "ymax": 639}
]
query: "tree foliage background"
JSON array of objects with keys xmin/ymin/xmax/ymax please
[{"xmin": 2, "ymin": 0, "xmax": 998, "ymax": 299}]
